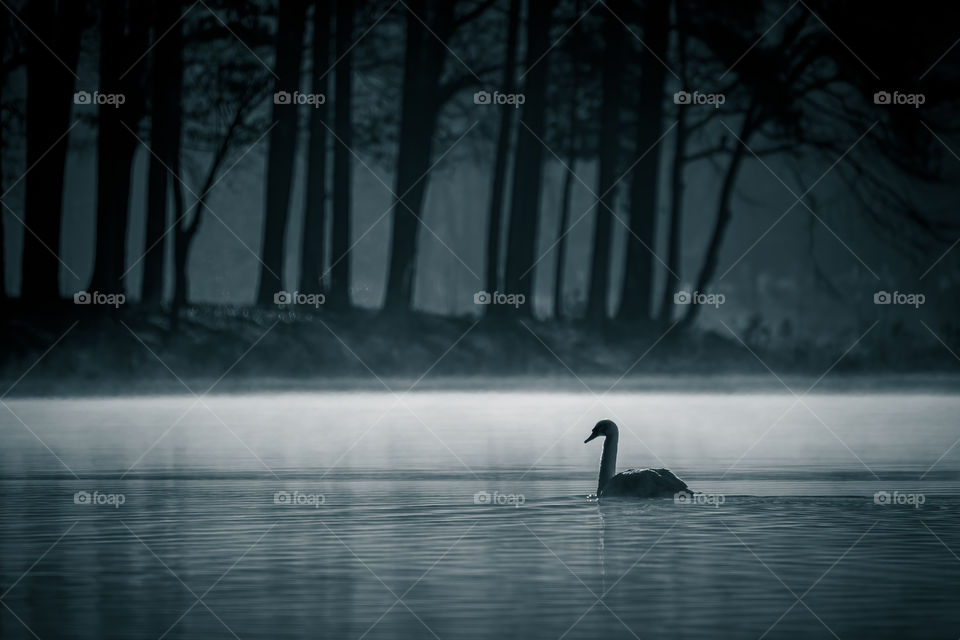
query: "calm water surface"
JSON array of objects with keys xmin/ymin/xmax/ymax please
[{"xmin": 1, "ymin": 392, "xmax": 958, "ymax": 639}]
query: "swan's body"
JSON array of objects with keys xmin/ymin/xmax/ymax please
[
  {"xmin": 584, "ymin": 420, "xmax": 690, "ymax": 499},
  {"xmin": 597, "ymin": 467, "xmax": 689, "ymax": 498}
]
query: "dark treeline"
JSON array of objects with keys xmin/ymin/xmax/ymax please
[{"xmin": 1, "ymin": 0, "xmax": 959, "ymax": 338}]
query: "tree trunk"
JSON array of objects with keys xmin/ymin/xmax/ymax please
[
  {"xmin": 585, "ymin": 0, "xmax": 626, "ymax": 323},
  {"xmin": 172, "ymin": 172, "xmax": 188, "ymax": 312},
  {"xmin": 659, "ymin": 108, "xmax": 687, "ymax": 321},
  {"xmin": 173, "ymin": 90, "xmax": 257, "ymax": 312},
  {"xmin": 502, "ymin": 0, "xmax": 557, "ymax": 315},
  {"xmin": 0, "ymin": 109, "xmax": 4, "ymax": 307},
  {"xmin": 484, "ymin": 0, "xmax": 520, "ymax": 297},
  {"xmin": 554, "ymin": 158, "xmax": 576, "ymax": 320},
  {"xmin": 168, "ymin": 163, "xmax": 185, "ymax": 313},
  {"xmin": 143, "ymin": 0, "xmax": 182, "ymax": 307},
  {"xmin": 681, "ymin": 113, "xmax": 753, "ymax": 328},
  {"xmin": 554, "ymin": 87, "xmax": 582, "ymax": 319},
  {"xmin": 327, "ymin": 0, "xmax": 354, "ymax": 308},
  {"xmin": 255, "ymin": 0, "xmax": 307, "ymax": 305},
  {"xmin": 21, "ymin": 0, "xmax": 83, "ymax": 305},
  {"xmin": 617, "ymin": 0, "xmax": 669, "ymax": 323},
  {"xmin": 382, "ymin": 0, "xmax": 451, "ymax": 313},
  {"xmin": 0, "ymin": 12, "xmax": 5, "ymax": 307},
  {"xmin": 552, "ymin": 0, "xmax": 583, "ymax": 321},
  {"xmin": 91, "ymin": 0, "xmax": 141, "ymax": 297},
  {"xmin": 658, "ymin": 5, "xmax": 687, "ymax": 322},
  {"xmin": 299, "ymin": 0, "xmax": 331, "ymax": 297},
  {"xmin": 164, "ymin": 4, "xmax": 184, "ymax": 313}
]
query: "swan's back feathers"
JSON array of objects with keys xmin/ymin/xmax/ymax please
[{"xmin": 599, "ymin": 467, "xmax": 689, "ymax": 498}]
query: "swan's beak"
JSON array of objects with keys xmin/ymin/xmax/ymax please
[{"xmin": 584, "ymin": 432, "xmax": 598, "ymax": 443}]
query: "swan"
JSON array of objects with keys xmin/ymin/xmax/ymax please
[{"xmin": 584, "ymin": 419, "xmax": 690, "ymax": 498}]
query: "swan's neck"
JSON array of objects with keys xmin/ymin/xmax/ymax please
[{"xmin": 598, "ymin": 433, "xmax": 618, "ymax": 493}]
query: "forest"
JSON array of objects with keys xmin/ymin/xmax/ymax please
[{"xmin": 1, "ymin": 0, "xmax": 960, "ymax": 391}]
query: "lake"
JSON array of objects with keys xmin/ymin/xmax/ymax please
[{"xmin": 1, "ymin": 391, "xmax": 958, "ymax": 639}]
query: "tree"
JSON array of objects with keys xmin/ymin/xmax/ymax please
[
  {"xmin": 552, "ymin": 0, "xmax": 584, "ymax": 320},
  {"xmin": 502, "ymin": 0, "xmax": 558, "ymax": 315},
  {"xmin": 20, "ymin": 0, "xmax": 85, "ymax": 304},
  {"xmin": 383, "ymin": 0, "xmax": 496, "ymax": 313},
  {"xmin": 0, "ymin": 90, "xmax": 4, "ymax": 308},
  {"xmin": 677, "ymin": 0, "xmax": 960, "ymax": 326},
  {"xmin": 90, "ymin": 0, "xmax": 149, "ymax": 297},
  {"xmin": 172, "ymin": 88, "xmax": 263, "ymax": 311},
  {"xmin": 616, "ymin": 0, "xmax": 670, "ymax": 323},
  {"xmin": 383, "ymin": 0, "xmax": 451, "ymax": 312},
  {"xmin": 545, "ymin": 0, "xmax": 598, "ymax": 320},
  {"xmin": 658, "ymin": 0, "xmax": 688, "ymax": 321},
  {"xmin": 299, "ymin": 0, "xmax": 332, "ymax": 297},
  {"xmin": 171, "ymin": 2, "xmax": 273, "ymax": 311},
  {"xmin": 584, "ymin": 0, "xmax": 627, "ymax": 324},
  {"xmin": 327, "ymin": 0, "xmax": 355, "ymax": 308},
  {"xmin": 483, "ymin": 0, "xmax": 520, "ymax": 298},
  {"xmin": 0, "ymin": 8, "xmax": 9, "ymax": 306},
  {"xmin": 142, "ymin": 0, "xmax": 182, "ymax": 307},
  {"xmin": 681, "ymin": 106, "xmax": 754, "ymax": 328},
  {"xmin": 255, "ymin": 0, "xmax": 307, "ymax": 305}
]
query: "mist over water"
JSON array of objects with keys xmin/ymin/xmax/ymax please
[
  {"xmin": 3, "ymin": 391, "xmax": 957, "ymax": 477},
  {"xmin": 2, "ymin": 391, "xmax": 957, "ymax": 639}
]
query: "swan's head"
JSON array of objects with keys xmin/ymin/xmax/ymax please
[{"xmin": 584, "ymin": 419, "xmax": 618, "ymax": 443}]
